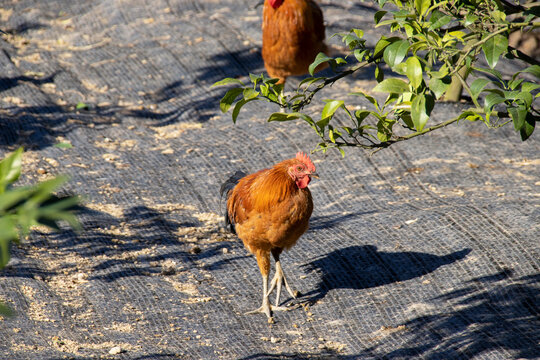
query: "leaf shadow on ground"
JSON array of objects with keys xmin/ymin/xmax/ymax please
[
  {"xmin": 4, "ymin": 204, "xmax": 239, "ymax": 283},
  {"xmin": 302, "ymin": 245, "xmax": 471, "ymax": 303},
  {"xmin": 359, "ymin": 270, "xmax": 540, "ymax": 359},
  {"xmin": 0, "ymin": 48, "xmax": 264, "ymax": 150},
  {"xmin": 237, "ymin": 351, "xmax": 351, "ymax": 360}
]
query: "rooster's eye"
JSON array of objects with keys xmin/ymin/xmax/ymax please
[{"xmin": 296, "ymin": 166, "xmax": 303, "ymax": 171}]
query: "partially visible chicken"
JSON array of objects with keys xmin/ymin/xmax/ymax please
[
  {"xmin": 262, "ymin": 0, "xmax": 328, "ymax": 85},
  {"xmin": 220, "ymin": 152, "xmax": 318, "ymax": 318}
]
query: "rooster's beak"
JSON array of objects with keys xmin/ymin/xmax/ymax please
[{"xmin": 311, "ymin": 172, "xmax": 319, "ymax": 179}]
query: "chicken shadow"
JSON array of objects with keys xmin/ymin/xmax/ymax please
[
  {"xmin": 358, "ymin": 271, "xmax": 540, "ymax": 359},
  {"xmin": 302, "ymin": 245, "xmax": 471, "ymax": 303}
]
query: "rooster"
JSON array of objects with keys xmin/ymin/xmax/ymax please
[
  {"xmin": 262, "ymin": 0, "xmax": 328, "ymax": 85},
  {"xmin": 220, "ymin": 152, "xmax": 318, "ymax": 318}
]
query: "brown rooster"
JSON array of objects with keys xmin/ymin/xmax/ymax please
[
  {"xmin": 220, "ymin": 152, "xmax": 317, "ymax": 318},
  {"xmin": 262, "ymin": 0, "xmax": 328, "ymax": 85}
]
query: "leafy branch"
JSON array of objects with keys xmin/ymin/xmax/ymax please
[
  {"xmin": 0, "ymin": 148, "xmax": 81, "ymax": 316},
  {"xmin": 213, "ymin": 0, "xmax": 539, "ymax": 155}
]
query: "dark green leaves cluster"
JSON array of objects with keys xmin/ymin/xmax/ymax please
[
  {"xmin": 212, "ymin": 75, "xmax": 285, "ymax": 123},
  {"xmin": 0, "ymin": 148, "xmax": 80, "ymax": 316},
  {"xmin": 214, "ymin": 0, "xmax": 539, "ymax": 154}
]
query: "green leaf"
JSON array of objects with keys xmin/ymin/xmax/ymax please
[
  {"xmin": 321, "ymin": 100, "xmax": 344, "ymax": 120},
  {"xmin": 414, "ymin": 0, "xmax": 430, "ymax": 17},
  {"xmin": 399, "ymin": 112, "xmax": 415, "ymax": 128},
  {"xmin": 375, "ymin": 64, "xmax": 384, "ymax": 82},
  {"xmin": 377, "ymin": 118, "xmax": 395, "ymax": 142},
  {"xmin": 521, "ymin": 65, "xmax": 540, "ymax": 78},
  {"xmin": 268, "ymin": 112, "xmax": 307, "ymax": 123},
  {"xmin": 249, "ymin": 73, "xmax": 261, "ymax": 86},
  {"xmin": 350, "ymin": 91, "xmax": 379, "ymax": 109},
  {"xmin": 354, "ymin": 49, "xmax": 368, "ymax": 62},
  {"xmin": 406, "ymin": 56, "xmax": 423, "ymax": 89},
  {"xmin": 0, "ymin": 217, "xmax": 17, "ymax": 267},
  {"xmin": 242, "ymin": 88, "xmax": 259, "ymax": 101},
  {"xmin": 473, "ymin": 66, "xmax": 503, "ymax": 81},
  {"xmin": 212, "ymin": 78, "xmax": 244, "ymax": 87},
  {"xmin": 265, "ymin": 77, "xmax": 281, "ymax": 85},
  {"xmin": 355, "ymin": 110, "xmax": 372, "ymax": 125},
  {"xmin": 0, "ymin": 147, "xmax": 23, "ymax": 193},
  {"xmin": 429, "ymin": 76, "xmax": 451, "ymax": 99},
  {"xmin": 520, "ymin": 113, "xmax": 536, "ymax": 141},
  {"xmin": 470, "ymin": 78, "xmax": 491, "ymax": 99},
  {"xmin": 373, "ymin": 78, "xmax": 409, "ymax": 94},
  {"xmin": 482, "ymin": 34, "xmax": 508, "ymax": 69},
  {"xmin": 0, "ymin": 187, "xmax": 33, "ymax": 212},
  {"xmin": 260, "ymin": 84, "xmax": 269, "ymax": 97},
  {"xmin": 219, "ymin": 88, "xmax": 244, "ymax": 113},
  {"xmin": 429, "ymin": 64, "xmax": 449, "ymax": 79},
  {"xmin": 31, "ymin": 176, "xmax": 69, "ymax": 204},
  {"xmin": 464, "ymin": 14, "xmax": 479, "ymax": 26},
  {"xmin": 76, "ymin": 102, "xmax": 89, "ymax": 110},
  {"xmin": 429, "ymin": 10, "xmax": 452, "ymax": 30},
  {"xmin": 373, "ymin": 36, "xmax": 400, "ymax": 59},
  {"xmin": 492, "ymin": 10, "xmax": 506, "ymax": 23},
  {"xmin": 457, "ymin": 110, "xmax": 482, "ymax": 122},
  {"xmin": 509, "ymin": 106, "xmax": 527, "ymax": 131},
  {"xmin": 309, "ymin": 52, "xmax": 333, "ymax": 76},
  {"xmin": 268, "ymin": 113, "xmax": 295, "ymax": 122},
  {"xmin": 384, "ymin": 92, "xmax": 400, "ymax": 107},
  {"xmin": 514, "ymin": 92, "xmax": 533, "ymax": 108},
  {"xmin": 299, "ymin": 77, "xmax": 325, "ymax": 88},
  {"xmin": 232, "ymin": 98, "xmax": 255, "ymax": 124},
  {"xmin": 484, "ymin": 92, "xmax": 506, "ymax": 112},
  {"xmin": 328, "ymin": 128, "xmax": 336, "ymax": 143},
  {"xmin": 352, "ymin": 29, "xmax": 364, "ymax": 39},
  {"xmin": 342, "ymin": 32, "xmax": 364, "ymax": 49},
  {"xmin": 521, "ymin": 82, "xmax": 540, "ymax": 94},
  {"xmin": 316, "ymin": 117, "xmax": 332, "ymax": 132},
  {"xmin": 376, "ymin": 19, "xmax": 399, "ymax": 28},
  {"xmin": 383, "ymin": 40, "xmax": 409, "ymax": 68},
  {"xmin": 0, "ymin": 302, "xmax": 14, "ymax": 317},
  {"xmin": 411, "ymin": 93, "xmax": 430, "ymax": 131},
  {"xmin": 54, "ymin": 142, "xmax": 73, "ymax": 149},
  {"xmin": 374, "ymin": 10, "xmax": 388, "ymax": 24},
  {"xmin": 342, "ymin": 126, "xmax": 355, "ymax": 136}
]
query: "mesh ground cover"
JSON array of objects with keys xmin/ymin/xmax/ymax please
[{"xmin": 0, "ymin": 0, "xmax": 538, "ymax": 359}]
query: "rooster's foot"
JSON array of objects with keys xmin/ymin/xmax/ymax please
[
  {"xmin": 267, "ymin": 260, "xmax": 298, "ymax": 306},
  {"xmin": 245, "ymin": 300, "xmax": 291, "ymax": 318}
]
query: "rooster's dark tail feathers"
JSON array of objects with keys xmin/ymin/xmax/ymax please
[{"xmin": 220, "ymin": 170, "xmax": 246, "ymax": 234}]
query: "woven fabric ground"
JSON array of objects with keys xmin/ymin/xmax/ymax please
[{"xmin": 0, "ymin": 0, "xmax": 538, "ymax": 359}]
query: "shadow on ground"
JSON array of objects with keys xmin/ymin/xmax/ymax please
[
  {"xmin": 2, "ymin": 204, "xmax": 238, "ymax": 283},
  {"xmin": 303, "ymin": 245, "xmax": 471, "ymax": 303},
  {"xmin": 360, "ymin": 271, "xmax": 540, "ymax": 359}
]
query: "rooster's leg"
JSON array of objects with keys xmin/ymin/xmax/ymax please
[
  {"xmin": 245, "ymin": 250, "xmax": 290, "ymax": 317},
  {"xmin": 268, "ymin": 250, "xmax": 297, "ymax": 306}
]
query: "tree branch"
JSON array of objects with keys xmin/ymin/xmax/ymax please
[
  {"xmin": 291, "ymin": 61, "xmax": 371, "ymax": 111},
  {"xmin": 507, "ymin": 45, "xmax": 540, "ymax": 66},
  {"xmin": 330, "ymin": 108, "xmax": 509, "ymax": 155}
]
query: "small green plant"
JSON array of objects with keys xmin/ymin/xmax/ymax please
[
  {"xmin": 0, "ymin": 148, "xmax": 80, "ymax": 316},
  {"xmin": 214, "ymin": 0, "xmax": 539, "ymax": 155}
]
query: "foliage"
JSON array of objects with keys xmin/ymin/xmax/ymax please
[
  {"xmin": 0, "ymin": 148, "xmax": 80, "ymax": 316},
  {"xmin": 214, "ymin": 0, "xmax": 539, "ymax": 155}
]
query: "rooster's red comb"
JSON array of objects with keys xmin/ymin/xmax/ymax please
[{"xmin": 296, "ymin": 152, "xmax": 316, "ymax": 173}]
